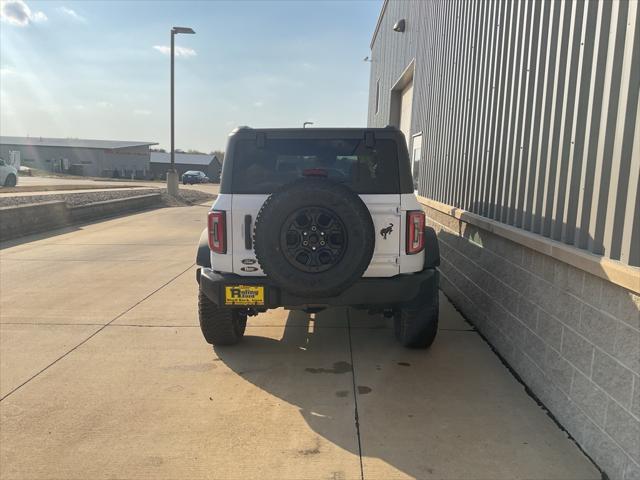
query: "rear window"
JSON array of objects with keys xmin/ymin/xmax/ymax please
[{"xmin": 231, "ymin": 138, "xmax": 400, "ymax": 194}]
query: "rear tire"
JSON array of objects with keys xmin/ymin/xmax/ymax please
[
  {"xmin": 198, "ymin": 290, "xmax": 246, "ymax": 345},
  {"xmin": 4, "ymin": 174, "xmax": 16, "ymax": 187},
  {"xmin": 254, "ymin": 178, "xmax": 375, "ymax": 297},
  {"xmin": 394, "ymin": 293, "xmax": 439, "ymax": 349}
]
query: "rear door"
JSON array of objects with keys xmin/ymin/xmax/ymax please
[
  {"xmin": 229, "ymin": 194, "xmax": 401, "ymax": 277},
  {"xmin": 228, "ymin": 134, "xmax": 402, "ymax": 277}
]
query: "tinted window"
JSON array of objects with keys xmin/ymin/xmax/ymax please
[{"xmin": 231, "ymin": 138, "xmax": 399, "ymax": 194}]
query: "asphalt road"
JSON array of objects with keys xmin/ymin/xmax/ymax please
[{"xmin": 0, "ymin": 205, "xmax": 600, "ymax": 479}]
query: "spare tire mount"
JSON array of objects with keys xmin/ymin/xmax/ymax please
[{"xmin": 281, "ymin": 206, "xmax": 347, "ymax": 273}]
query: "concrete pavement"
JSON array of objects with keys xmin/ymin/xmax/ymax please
[{"xmin": 0, "ymin": 205, "xmax": 600, "ymax": 479}]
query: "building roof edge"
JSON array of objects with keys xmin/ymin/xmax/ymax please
[{"xmin": 370, "ymin": 0, "xmax": 390, "ymax": 50}]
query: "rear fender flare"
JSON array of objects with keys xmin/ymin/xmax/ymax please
[
  {"xmin": 423, "ymin": 226, "xmax": 440, "ymax": 269},
  {"xmin": 196, "ymin": 228, "xmax": 211, "ymax": 268}
]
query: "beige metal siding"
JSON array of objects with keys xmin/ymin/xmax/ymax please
[
  {"xmin": 368, "ymin": 0, "xmax": 640, "ymax": 266},
  {"xmin": 399, "ymin": 80, "xmax": 414, "ymax": 145}
]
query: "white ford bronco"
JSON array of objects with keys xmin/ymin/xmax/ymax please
[
  {"xmin": 0, "ymin": 158, "xmax": 18, "ymax": 187},
  {"xmin": 196, "ymin": 127, "xmax": 440, "ymax": 348}
]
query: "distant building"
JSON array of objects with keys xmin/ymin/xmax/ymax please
[
  {"xmin": 149, "ymin": 152, "xmax": 222, "ymax": 182},
  {"xmin": 0, "ymin": 136, "xmax": 157, "ymax": 178}
]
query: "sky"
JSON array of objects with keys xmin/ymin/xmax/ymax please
[{"xmin": 0, "ymin": 0, "xmax": 382, "ymax": 152}]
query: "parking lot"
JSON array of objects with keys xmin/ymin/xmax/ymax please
[{"xmin": 0, "ymin": 204, "xmax": 600, "ymax": 479}]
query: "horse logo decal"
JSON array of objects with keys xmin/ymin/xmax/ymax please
[{"xmin": 380, "ymin": 223, "xmax": 394, "ymax": 239}]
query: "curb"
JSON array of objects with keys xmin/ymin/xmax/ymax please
[
  {"xmin": 0, "ymin": 193, "xmax": 162, "ymax": 242},
  {"xmin": 0, "ymin": 184, "xmax": 145, "ymax": 194}
]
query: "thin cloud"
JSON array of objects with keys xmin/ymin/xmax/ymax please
[
  {"xmin": 1, "ymin": 0, "xmax": 47, "ymax": 26},
  {"xmin": 97, "ymin": 101, "xmax": 113, "ymax": 109},
  {"xmin": 58, "ymin": 6, "xmax": 86, "ymax": 23},
  {"xmin": 253, "ymin": 101, "xmax": 264, "ymax": 108},
  {"xmin": 0, "ymin": 66, "xmax": 17, "ymax": 76},
  {"xmin": 133, "ymin": 109, "xmax": 151, "ymax": 116},
  {"xmin": 0, "ymin": 66, "xmax": 35, "ymax": 80},
  {"xmin": 153, "ymin": 45, "xmax": 196, "ymax": 57}
]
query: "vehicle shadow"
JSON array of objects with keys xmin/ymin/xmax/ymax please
[
  {"xmin": 211, "ymin": 306, "xmax": 560, "ymax": 479},
  {"xmin": 213, "ymin": 309, "xmax": 368, "ymax": 471}
]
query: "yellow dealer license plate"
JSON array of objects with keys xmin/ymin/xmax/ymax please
[{"xmin": 224, "ymin": 285, "xmax": 264, "ymax": 306}]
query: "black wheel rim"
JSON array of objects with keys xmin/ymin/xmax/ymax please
[{"xmin": 280, "ymin": 206, "xmax": 347, "ymax": 273}]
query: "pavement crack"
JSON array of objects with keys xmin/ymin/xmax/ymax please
[
  {"xmin": 346, "ymin": 309, "xmax": 365, "ymax": 480},
  {"xmin": 0, "ymin": 263, "xmax": 195, "ymax": 402}
]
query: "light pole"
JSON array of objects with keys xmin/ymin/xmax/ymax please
[{"xmin": 167, "ymin": 26, "xmax": 195, "ymax": 196}]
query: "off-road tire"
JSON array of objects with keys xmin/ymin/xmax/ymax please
[
  {"xmin": 198, "ymin": 290, "xmax": 246, "ymax": 345},
  {"xmin": 394, "ymin": 293, "xmax": 439, "ymax": 349},
  {"xmin": 4, "ymin": 174, "xmax": 16, "ymax": 187},
  {"xmin": 254, "ymin": 178, "xmax": 375, "ymax": 297}
]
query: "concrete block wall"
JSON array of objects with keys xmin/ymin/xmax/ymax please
[
  {"xmin": 423, "ymin": 204, "xmax": 640, "ymax": 480},
  {"xmin": 69, "ymin": 194, "xmax": 161, "ymax": 223},
  {"xmin": 0, "ymin": 201, "xmax": 69, "ymax": 241},
  {"xmin": 0, "ymin": 194, "xmax": 162, "ymax": 242}
]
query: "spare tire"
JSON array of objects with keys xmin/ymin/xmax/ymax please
[{"xmin": 254, "ymin": 178, "xmax": 375, "ymax": 297}]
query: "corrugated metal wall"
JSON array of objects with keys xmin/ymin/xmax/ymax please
[{"xmin": 368, "ymin": 0, "xmax": 640, "ymax": 267}]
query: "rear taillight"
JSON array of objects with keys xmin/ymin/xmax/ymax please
[
  {"xmin": 208, "ymin": 210, "xmax": 226, "ymax": 254},
  {"xmin": 302, "ymin": 168, "xmax": 328, "ymax": 177},
  {"xmin": 406, "ymin": 210, "xmax": 425, "ymax": 255}
]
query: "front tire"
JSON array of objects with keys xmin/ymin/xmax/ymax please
[
  {"xmin": 394, "ymin": 293, "xmax": 439, "ymax": 349},
  {"xmin": 198, "ymin": 290, "xmax": 246, "ymax": 345}
]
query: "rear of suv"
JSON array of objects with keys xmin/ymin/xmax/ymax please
[
  {"xmin": 196, "ymin": 127, "xmax": 440, "ymax": 348},
  {"xmin": 0, "ymin": 158, "xmax": 18, "ymax": 187}
]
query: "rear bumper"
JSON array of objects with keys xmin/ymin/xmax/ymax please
[{"xmin": 197, "ymin": 267, "xmax": 438, "ymax": 309}]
